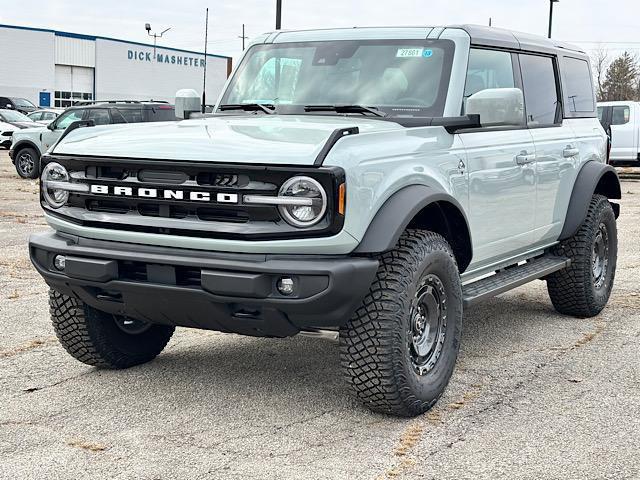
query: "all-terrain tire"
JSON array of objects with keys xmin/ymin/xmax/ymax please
[
  {"xmin": 339, "ymin": 230, "xmax": 463, "ymax": 417},
  {"xmin": 49, "ymin": 289, "xmax": 175, "ymax": 368},
  {"xmin": 546, "ymin": 194, "xmax": 617, "ymax": 318},
  {"xmin": 14, "ymin": 147, "xmax": 39, "ymax": 179}
]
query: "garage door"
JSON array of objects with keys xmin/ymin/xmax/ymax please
[{"xmin": 54, "ymin": 65, "xmax": 94, "ymax": 107}]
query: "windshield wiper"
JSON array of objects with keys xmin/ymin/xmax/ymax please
[
  {"xmin": 304, "ymin": 104, "xmax": 386, "ymax": 117},
  {"xmin": 218, "ymin": 103, "xmax": 276, "ymax": 114}
]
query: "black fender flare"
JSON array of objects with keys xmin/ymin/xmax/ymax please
[
  {"xmin": 559, "ymin": 161, "xmax": 621, "ymax": 241},
  {"xmin": 11, "ymin": 139, "xmax": 42, "ymax": 158},
  {"xmin": 354, "ymin": 185, "xmax": 472, "ymax": 262}
]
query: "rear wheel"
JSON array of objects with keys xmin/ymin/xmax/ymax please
[
  {"xmin": 49, "ymin": 289, "xmax": 175, "ymax": 369},
  {"xmin": 339, "ymin": 230, "xmax": 463, "ymax": 417},
  {"xmin": 15, "ymin": 147, "xmax": 39, "ymax": 179},
  {"xmin": 547, "ymin": 194, "xmax": 617, "ymax": 317}
]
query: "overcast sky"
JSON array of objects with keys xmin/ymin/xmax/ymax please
[{"xmin": 2, "ymin": 0, "xmax": 640, "ymax": 61}]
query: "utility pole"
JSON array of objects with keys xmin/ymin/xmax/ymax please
[
  {"xmin": 202, "ymin": 7, "xmax": 209, "ymax": 113},
  {"xmin": 239, "ymin": 24, "xmax": 248, "ymax": 50},
  {"xmin": 489, "ymin": 17, "xmax": 492, "ymax": 27},
  {"xmin": 548, "ymin": 0, "xmax": 559, "ymax": 38},
  {"xmin": 276, "ymin": 0, "xmax": 282, "ymax": 30},
  {"xmin": 145, "ymin": 23, "xmax": 171, "ymax": 59}
]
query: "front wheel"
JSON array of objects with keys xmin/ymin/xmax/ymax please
[
  {"xmin": 50, "ymin": 289, "xmax": 175, "ymax": 369},
  {"xmin": 15, "ymin": 147, "xmax": 40, "ymax": 179},
  {"xmin": 339, "ymin": 230, "xmax": 463, "ymax": 417},
  {"xmin": 546, "ymin": 194, "xmax": 617, "ymax": 317}
]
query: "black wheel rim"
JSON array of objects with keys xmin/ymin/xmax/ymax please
[
  {"xmin": 592, "ymin": 222, "xmax": 610, "ymax": 290},
  {"xmin": 408, "ymin": 274, "xmax": 447, "ymax": 375},
  {"xmin": 114, "ymin": 316, "xmax": 152, "ymax": 334},
  {"xmin": 17, "ymin": 152, "xmax": 34, "ymax": 176}
]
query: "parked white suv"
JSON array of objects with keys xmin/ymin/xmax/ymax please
[{"xmin": 598, "ymin": 101, "xmax": 639, "ymax": 165}]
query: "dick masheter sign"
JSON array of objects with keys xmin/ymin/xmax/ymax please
[{"xmin": 127, "ymin": 49, "xmax": 205, "ymax": 68}]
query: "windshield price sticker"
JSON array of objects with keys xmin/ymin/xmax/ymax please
[{"xmin": 396, "ymin": 48, "xmax": 433, "ymax": 58}]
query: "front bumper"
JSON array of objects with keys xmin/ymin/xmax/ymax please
[{"xmin": 30, "ymin": 231, "xmax": 379, "ymax": 337}]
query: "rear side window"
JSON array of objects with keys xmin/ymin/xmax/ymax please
[
  {"xmin": 86, "ymin": 109, "xmax": 111, "ymax": 126},
  {"xmin": 612, "ymin": 105, "xmax": 630, "ymax": 125},
  {"xmin": 562, "ymin": 57, "xmax": 595, "ymax": 113},
  {"xmin": 145, "ymin": 106, "xmax": 176, "ymax": 122},
  {"xmin": 117, "ymin": 108, "xmax": 144, "ymax": 123},
  {"xmin": 519, "ymin": 54, "xmax": 559, "ymax": 126}
]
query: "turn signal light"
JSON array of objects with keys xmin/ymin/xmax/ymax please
[{"xmin": 338, "ymin": 183, "xmax": 346, "ymax": 216}]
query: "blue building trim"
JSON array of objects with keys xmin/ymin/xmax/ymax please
[{"xmin": 0, "ymin": 23, "xmax": 231, "ymax": 60}]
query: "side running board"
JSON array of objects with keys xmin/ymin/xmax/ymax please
[{"xmin": 462, "ymin": 255, "xmax": 570, "ymax": 307}]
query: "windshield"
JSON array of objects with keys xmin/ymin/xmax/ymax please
[
  {"xmin": 0, "ymin": 110, "xmax": 33, "ymax": 122},
  {"xmin": 220, "ymin": 40, "xmax": 454, "ymax": 117},
  {"xmin": 11, "ymin": 98, "xmax": 36, "ymax": 108}
]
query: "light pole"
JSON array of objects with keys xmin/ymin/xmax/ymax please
[
  {"xmin": 548, "ymin": 0, "xmax": 559, "ymax": 38},
  {"xmin": 276, "ymin": 0, "xmax": 282, "ymax": 30},
  {"xmin": 239, "ymin": 24, "xmax": 248, "ymax": 50},
  {"xmin": 145, "ymin": 23, "xmax": 171, "ymax": 59}
]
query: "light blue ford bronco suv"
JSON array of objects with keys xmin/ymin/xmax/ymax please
[{"xmin": 30, "ymin": 25, "xmax": 621, "ymax": 416}]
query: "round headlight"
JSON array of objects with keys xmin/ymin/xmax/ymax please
[
  {"xmin": 278, "ymin": 176, "xmax": 327, "ymax": 227},
  {"xmin": 41, "ymin": 162, "xmax": 69, "ymax": 209}
]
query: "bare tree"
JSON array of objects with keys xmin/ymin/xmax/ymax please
[{"xmin": 591, "ymin": 46, "xmax": 609, "ymax": 102}]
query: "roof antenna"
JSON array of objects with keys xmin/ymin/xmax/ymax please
[{"xmin": 202, "ymin": 7, "xmax": 209, "ymax": 113}]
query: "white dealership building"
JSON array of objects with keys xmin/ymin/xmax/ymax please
[{"xmin": 0, "ymin": 23, "xmax": 232, "ymax": 108}]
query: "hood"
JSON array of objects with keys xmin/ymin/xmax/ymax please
[
  {"xmin": 53, "ymin": 115, "xmax": 404, "ymax": 165},
  {"xmin": 10, "ymin": 121, "xmax": 39, "ymax": 129}
]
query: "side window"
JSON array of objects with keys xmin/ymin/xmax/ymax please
[
  {"xmin": 86, "ymin": 109, "xmax": 111, "ymax": 126},
  {"xmin": 55, "ymin": 110, "xmax": 84, "ymax": 130},
  {"xmin": 110, "ymin": 110, "xmax": 127, "ymax": 124},
  {"xmin": 519, "ymin": 54, "xmax": 559, "ymax": 126},
  {"xmin": 28, "ymin": 112, "xmax": 42, "ymax": 121},
  {"xmin": 597, "ymin": 106, "xmax": 604, "ymax": 122},
  {"xmin": 611, "ymin": 106, "xmax": 630, "ymax": 125},
  {"xmin": 117, "ymin": 108, "xmax": 144, "ymax": 123},
  {"xmin": 463, "ymin": 49, "xmax": 524, "ymax": 126},
  {"xmin": 562, "ymin": 57, "xmax": 595, "ymax": 113},
  {"xmin": 42, "ymin": 112, "xmax": 56, "ymax": 121}
]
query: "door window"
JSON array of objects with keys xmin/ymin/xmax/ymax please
[
  {"xmin": 86, "ymin": 109, "xmax": 111, "ymax": 126},
  {"xmin": 611, "ymin": 106, "xmax": 630, "ymax": 125},
  {"xmin": 519, "ymin": 54, "xmax": 560, "ymax": 127},
  {"xmin": 41, "ymin": 112, "xmax": 57, "ymax": 121},
  {"xmin": 28, "ymin": 112, "xmax": 42, "ymax": 121},
  {"xmin": 562, "ymin": 57, "xmax": 595, "ymax": 113},
  {"xmin": 55, "ymin": 110, "xmax": 84, "ymax": 130},
  {"xmin": 464, "ymin": 49, "xmax": 516, "ymax": 99}
]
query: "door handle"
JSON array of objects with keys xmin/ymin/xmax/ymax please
[
  {"xmin": 515, "ymin": 152, "xmax": 536, "ymax": 165},
  {"xmin": 563, "ymin": 146, "xmax": 579, "ymax": 158}
]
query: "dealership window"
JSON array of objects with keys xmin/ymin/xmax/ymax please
[{"xmin": 54, "ymin": 91, "xmax": 93, "ymax": 108}]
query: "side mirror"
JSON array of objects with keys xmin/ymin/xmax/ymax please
[
  {"xmin": 47, "ymin": 122, "xmax": 56, "ymax": 131},
  {"xmin": 6, "ymin": 104, "xmax": 12, "ymax": 109},
  {"xmin": 175, "ymin": 89, "xmax": 201, "ymax": 119},
  {"xmin": 466, "ymin": 88, "xmax": 525, "ymax": 127}
]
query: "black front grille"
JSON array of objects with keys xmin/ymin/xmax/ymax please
[{"xmin": 43, "ymin": 155, "xmax": 345, "ymax": 240}]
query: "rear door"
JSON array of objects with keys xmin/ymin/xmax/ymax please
[
  {"xmin": 458, "ymin": 48, "xmax": 536, "ymax": 268},
  {"xmin": 519, "ymin": 53, "xmax": 577, "ymax": 246},
  {"xmin": 609, "ymin": 104, "xmax": 636, "ymax": 161}
]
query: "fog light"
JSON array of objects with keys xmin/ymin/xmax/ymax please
[
  {"xmin": 53, "ymin": 255, "xmax": 66, "ymax": 271},
  {"xmin": 277, "ymin": 277, "xmax": 295, "ymax": 296}
]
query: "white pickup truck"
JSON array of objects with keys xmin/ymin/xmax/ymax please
[{"xmin": 598, "ymin": 101, "xmax": 640, "ymax": 165}]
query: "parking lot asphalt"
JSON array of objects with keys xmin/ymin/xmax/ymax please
[{"xmin": 0, "ymin": 149, "xmax": 639, "ymax": 480}]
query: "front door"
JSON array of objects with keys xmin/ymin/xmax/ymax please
[
  {"xmin": 41, "ymin": 109, "xmax": 85, "ymax": 152},
  {"xmin": 459, "ymin": 48, "xmax": 536, "ymax": 269},
  {"xmin": 609, "ymin": 104, "xmax": 635, "ymax": 161}
]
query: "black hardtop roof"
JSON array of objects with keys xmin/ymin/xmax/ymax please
[{"xmin": 68, "ymin": 100, "xmax": 174, "ymax": 109}]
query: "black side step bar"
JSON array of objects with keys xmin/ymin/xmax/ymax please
[{"xmin": 462, "ymin": 255, "xmax": 570, "ymax": 307}]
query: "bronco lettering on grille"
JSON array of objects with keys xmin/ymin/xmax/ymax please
[{"xmin": 89, "ymin": 185, "xmax": 239, "ymax": 203}]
